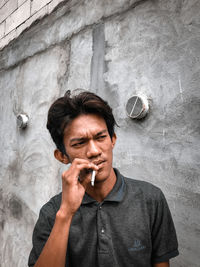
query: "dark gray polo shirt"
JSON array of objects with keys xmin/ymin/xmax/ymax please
[{"xmin": 28, "ymin": 169, "xmax": 179, "ymax": 267}]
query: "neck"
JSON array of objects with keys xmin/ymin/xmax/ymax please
[{"xmin": 86, "ymin": 168, "xmax": 116, "ymax": 202}]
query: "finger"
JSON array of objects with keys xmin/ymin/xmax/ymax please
[
  {"xmin": 78, "ymin": 162, "xmax": 99, "ymax": 180},
  {"xmin": 62, "ymin": 161, "xmax": 98, "ymax": 184},
  {"xmin": 74, "ymin": 162, "xmax": 98, "ymax": 174},
  {"xmin": 71, "ymin": 158, "xmax": 97, "ymax": 174},
  {"xmin": 71, "ymin": 158, "xmax": 92, "ymax": 167},
  {"xmin": 79, "ymin": 172, "xmax": 93, "ymax": 190}
]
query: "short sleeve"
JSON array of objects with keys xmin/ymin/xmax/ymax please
[
  {"xmin": 28, "ymin": 202, "xmax": 56, "ymax": 267},
  {"xmin": 151, "ymin": 190, "xmax": 179, "ymax": 263}
]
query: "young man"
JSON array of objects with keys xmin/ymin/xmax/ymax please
[{"xmin": 28, "ymin": 91, "xmax": 179, "ymax": 267}]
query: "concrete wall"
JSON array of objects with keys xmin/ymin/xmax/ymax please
[
  {"xmin": 0, "ymin": 0, "xmax": 66, "ymax": 49},
  {"xmin": 0, "ymin": 0, "xmax": 200, "ymax": 266}
]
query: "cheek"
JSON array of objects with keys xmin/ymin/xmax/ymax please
[
  {"xmin": 67, "ymin": 148, "xmax": 87, "ymax": 161},
  {"xmin": 104, "ymin": 146, "xmax": 113, "ymax": 160}
]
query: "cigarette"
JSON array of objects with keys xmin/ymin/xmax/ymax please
[{"xmin": 91, "ymin": 170, "xmax": 96, "ymax": 186}]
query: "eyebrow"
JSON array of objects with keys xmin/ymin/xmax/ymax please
[{"xmin": 69, "ymin": 130, "xmax": 107, "ymax": 144}]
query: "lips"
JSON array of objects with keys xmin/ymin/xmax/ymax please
[{"xmin": 93, "ymin": 160, "xmax": 106, "ymax": 168}]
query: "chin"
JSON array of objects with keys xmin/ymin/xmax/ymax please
[{"xmin": 95, "ymin": 167, "xmax": 112, "ymax": 183}]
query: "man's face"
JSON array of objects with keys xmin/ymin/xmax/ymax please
[{"xmin": 63, "ymin": 114, "xmax": 116, "ymax": 183}]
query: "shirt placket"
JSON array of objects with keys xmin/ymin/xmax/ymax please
[
  {"xmin": 97, "ymin": 203, "xmax": 117, "ymax": 267},
  {"xmin": 97, "ymin": 203, "xmax": 107, "ymax": 252}
]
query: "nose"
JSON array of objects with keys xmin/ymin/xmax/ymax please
[{"xmin": 86, "ymin": 140, "xmax": 101, "ymax": 159}]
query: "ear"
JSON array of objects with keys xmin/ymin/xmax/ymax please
[
  {"xmin": 54, "ymin": 149, "xmax": 70, "ymax": 164},
  {"xmin": 111, "ymin": 133, "xmax": 117, "ymax": 148}
]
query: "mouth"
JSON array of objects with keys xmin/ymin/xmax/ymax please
[{"xmin": 93, "ymin": 160, "xmax": 106, "ymax": 169}]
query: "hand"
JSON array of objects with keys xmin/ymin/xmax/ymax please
[{"xmin": 58, "ymin": 158, "xmax": 99, "ymax": 218}]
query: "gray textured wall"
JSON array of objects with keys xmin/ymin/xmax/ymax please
[{"xmin": 0, "ymin": 0, "xmax": 200, "ymax": 266}]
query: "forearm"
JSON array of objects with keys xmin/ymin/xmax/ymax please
[{"xmin": 34, "ymin": 210, "xmax": 73, "ymax": 267}]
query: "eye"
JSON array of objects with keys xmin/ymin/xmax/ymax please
[
  {"xmin": 72, "ymin": 141, "xmax": 85, "ymax": 147},
  {"xmin": 97, "ymin": 135, "xmax": 107, "ymax": 140}
]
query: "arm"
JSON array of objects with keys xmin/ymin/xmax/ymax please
[
  {"xmin": 151, "ymin": 190, "xmax": 179, "ymax": 265},
  {"xmin": 33, "ymin": 210, "xmax": 72, "ymax": 267},
  {"xmin": 153, "ymin": 262, "xmax": 169, "ymax": 267},
  {"xmin": 33, "ymin": 158, "xmax": 99, "ymax": 267}
]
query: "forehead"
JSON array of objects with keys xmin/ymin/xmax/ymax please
[{"xmin": 64, "ymin": 114, "xmax": 107, "ymax": 139}]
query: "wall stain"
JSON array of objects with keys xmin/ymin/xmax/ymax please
[
  {"xmin": 9, "ymin": 196, "xmax": 23, "ymax": 220},
  {"xmin": 0, "ymin": 220, "xmax": 5, "ymax": 230}
]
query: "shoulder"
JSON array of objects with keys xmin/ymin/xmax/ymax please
[
  {"xmin": 122, "ymin": 175, "xmax": 171, "ymax": 226},
  {"xmin": 39, "ymin": 192, "xmax": 62, "ymax": 219},
  {"xmin": 31, "ymin": 193, "xmax": 62, "ymax": 241},
  {"xmin": 123, "ymin": 175, "xmax": 164, "ymax": 203}
]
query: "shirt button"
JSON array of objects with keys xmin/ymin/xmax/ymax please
[
  {"xmin": 99, "ymin": 206, "xmax": 102, "ymax": 209},
  {"xmin": 101, "ymin": 228, "xmax": 105, "ymax": 233}
]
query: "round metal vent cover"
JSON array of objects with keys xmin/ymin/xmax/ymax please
[
  {"xmin": 126, "ymin": 95, "xmax": 149, "ymax": 119},
  {"xmin": 17, "ymin": 114, "xmax": 29, "ymax": 129}
]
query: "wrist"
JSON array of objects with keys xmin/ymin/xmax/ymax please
[{"xmin": 56, "ymin": 208, "xmax": 73, "ymax": 223}]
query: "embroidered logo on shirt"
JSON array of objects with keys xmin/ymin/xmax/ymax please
[{"xmin": 128, "ymin": 239, "xmax": 146, "ymax": 252}]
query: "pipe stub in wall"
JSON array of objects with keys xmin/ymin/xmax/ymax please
[
  {"xmin": 17, "ymin": 114, "xmax": 29, "ymax": 129},
  {"xmin": 126, "ymin": 95, "xmax": 149, "ymax": 119}
]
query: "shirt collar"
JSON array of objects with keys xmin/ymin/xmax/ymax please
[{"xmin": 81, "ymin": 168, "xmax": 126, "ymax": 205}]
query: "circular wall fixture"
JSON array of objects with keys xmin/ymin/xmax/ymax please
[
  {"xmin": 17, "ymin": 114, "xmax": 29, "ymax": 129},
  {"xmin": 126, "ymin": 95, "xmax": 149, "ymax": 119}
]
